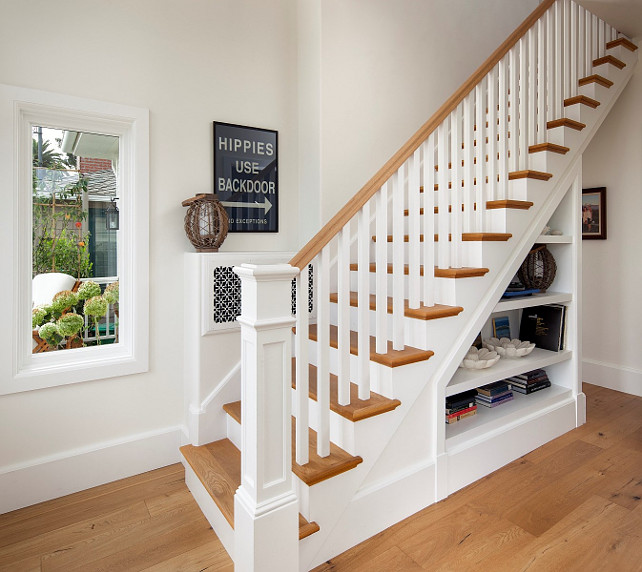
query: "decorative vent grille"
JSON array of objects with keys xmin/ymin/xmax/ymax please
[
  {"xmin": 291, "ymin": 264, "xmax": 314, "ymax": 316},
  {"xmin": 212, "ymin": 266, "xmax": 241, "ymax": 324}
]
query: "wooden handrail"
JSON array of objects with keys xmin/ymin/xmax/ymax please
[{"xmin": 290, "ymin": 0, "xmax": 556, "ymax": 269}]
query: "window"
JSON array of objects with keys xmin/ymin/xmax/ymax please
[{"xmin": 0, "ymin": 84, "xmax": 149, "ymax": 394}]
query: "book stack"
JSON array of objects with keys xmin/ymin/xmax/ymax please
[
  {"xmin": 445, "ymin": 389, "xmax": 477, "ymax": 424},
  {"xmin": 507, "ymin": 368, "xmax": 551, "ymax": 394},
  {"xmin": 475, "ymin": 380, "xmax": 514, "ymax": 408}
]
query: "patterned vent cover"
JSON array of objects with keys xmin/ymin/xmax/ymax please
[
  {"xmin": 291, "ymin": 265, "xmax": 314, "ymax": 316},
  {"xmin": 212, "ymin": 266, "xmax": 242, "ymax": 324}
]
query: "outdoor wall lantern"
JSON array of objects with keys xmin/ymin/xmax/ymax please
[{"xmin": 106, "ymin": 197, "xmax": 119, "ymax": 231}]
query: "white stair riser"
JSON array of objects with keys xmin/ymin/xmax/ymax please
[
  {"xmin": 226, "ymin": 414, "xmax": 242, "ymax": 450},
  {"xmin": 563, "ymin": 102, "xmax": 600, "ymax": 124},
  {"xmin": 605, "ymin": 44, "xmax": 637, "ymax": 67},
  {"xmin": 546, "ymin": 125, "xmax": 583, "ymax": 148},
  {"xmin": 529, "ymin": 150, "xmax": 568, "ymax": 173},
  {"xmin": 591, "ymin": 62, "xmax": 623, "ymax": 82},
  {"xmin": 577, "ymin": 81, "xmax": 612, "ymax": 103}
]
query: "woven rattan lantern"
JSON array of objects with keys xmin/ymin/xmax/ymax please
[
  {"xmin": 182, "ymin": 193, "xmax": 229, "ymax": 252},
  {"xmin": 518, "ymin": 244, "xmax": 557, "ymax": 291}
]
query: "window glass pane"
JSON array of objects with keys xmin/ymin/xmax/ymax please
[{"xmin": 32, "ymin": 126, "xmax": 120, "ymax": 352}]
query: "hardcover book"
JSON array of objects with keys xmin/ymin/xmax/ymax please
[
  {"xmin": 519, "ymin": 305, "xmax": 566, "ymax": 352},
  {"xmin": 476, "ymin": 380, "xmax": 511, "ymax": 397},
  {"xmin": 476, "ymin": 394, "xmax": 514, "ymax": 407},
  {"xmin": 510, "ymin": 381, "xmax": 551, "ymax": 394}
]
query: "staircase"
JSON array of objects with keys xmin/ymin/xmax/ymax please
[{"xmin": 180, "ymin": 2, "xmax": 638, "ymax": 570}]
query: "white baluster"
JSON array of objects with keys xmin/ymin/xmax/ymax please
[
  {"xmin": 357, "ymin": 201, "xmax": 371, "ymax": 400},
  {"xmin": 295, "ymin": 266, "xmax": 309, "ymax": 465},
  {"xmin": 564, "ymin": 0, "xmax": 571, "ymax": 99},
  {"xmin": 422, "ymin": 137, "xmax": 435, "ymax": 306},
  {"xmin": 498, "ymin": 57, "xmax": 508, "ymax": 199},
  {"xmin": 487, "ymin": 66, "xmax": 497, "ymax": 203},
  {"xmin": 585, "ymin": 8, "xmax": 592, "ymax": 75},
  {"xmin": 509, "ymin": 46, "xmax": 519, "ymax": 172},
  {"xmin": 578, "ymin": 5, "xmax": 586, "ymax": 80},
  {"xmin": 408, "ymin": 149, "xmax": 421, "ymax": 308},
  {"xmin": 570, "ymin": 1, "xmax": 578, "ymax": 98},
  {"xmin": 537, "ymin": 18, "xmax": 546, "ymax": 144},
  {"xmin": 375, "ymin": 183, "xmax": 388, "ymax": 354},
  {"xmin": 598, "ymin": 19, "xmax": 605, "ymax": 57},
  {"xmin": 474, "ymin": 82, "xmax": 485, "ymax": 231},
  {"xmin": 592, "ymin": 14, "xmax": 598, "ymax": 63},
  {"xmin": 450, "ymin": 106, "xmax": 462, "ymax": 268},
  {"xmin": 316, "ymin": 248, "xmax": 330, "ymax": 457},
  {"xmin": 528, "ymin": 28, "xmax": 537, "ymax": 146},
  {"xmin": 437, "ymin": 122, "xmax": 450, "ymax": 267},
  {"xmin": 337, "ymin": 223, "xmax": 351, "ymax": 405},
  {"xmin": 556, "ymin": 2, "xmax": 564, "ymax": 118},
  {"xmin": 519, "ymin": 36, "xmax": 529, "ymax": 169},
  {"xmin": 392, "ymin": 167, "xmax": 405, "ymax": 351},
  {"xmin": 462, "ymin": 94, "xmax": 474, "ymax": 230}
]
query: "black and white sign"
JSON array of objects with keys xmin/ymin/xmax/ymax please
[{"xmin": 213, "ymin": 122, "xmax": 278, "ymax": 232}]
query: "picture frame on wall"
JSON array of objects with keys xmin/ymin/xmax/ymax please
[{"xmin": 582, "ymin": 187, "xmax": 607, "ymax": 240}]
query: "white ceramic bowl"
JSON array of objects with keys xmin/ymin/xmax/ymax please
[
  {"xmin": 459, "ymin": 346, "xmax": 501, "ymax": 369},
  {"xmin": 483, "ymin": 337, "xmax": 535, "ymax": 358}
]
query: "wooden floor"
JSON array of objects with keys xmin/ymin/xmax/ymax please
[{"xmin": 0, "ymin": 383, "xmax": 640, "ymax": 571}]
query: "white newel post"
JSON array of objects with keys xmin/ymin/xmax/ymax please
[{"xmin": 233, "ymin": 263, "xmax": 300, "ymax": 572}]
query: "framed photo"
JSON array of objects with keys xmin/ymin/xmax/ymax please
[
  {"xmin": 582, "ymin": 187, "xmax": 606, "ymax": 240},
  {"xmin": 492, "ymin": 316, "xmax": 511, "ymax": 339},
  {"xmin": 213, "ymin": 122, "xmax": 278, "ymax": 233}
]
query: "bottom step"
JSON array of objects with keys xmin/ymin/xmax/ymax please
[{"xmin": 180, "ymin": 439, "xmax": 320, "ymax": 540}]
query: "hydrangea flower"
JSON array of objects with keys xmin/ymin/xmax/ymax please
[
  {"xmin": 84, "ymin": 295, "xmax": 108, "ymax": 317},
  {"xmin": 77, "ymin": 281, "xmax": 101, "ymax": 300},
  {"xmin": 32, "ymin": 307, "xmax": 48, "ymax": 329},
  {"xmin": 51, "ymin": 290, "xmax": 78, "ymax": 313},
  {"xmin": 57, "ymin": 313, "xmax": 85, "ymax": 337},
  {"xmin": 39, "ymin": 322, "xmax": 62, "ymax": 347},
  {"xmin": 103, "ymin": 281, "xmax": 119, "ymax": 304}
]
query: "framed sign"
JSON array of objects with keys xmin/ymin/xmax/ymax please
[
  {"xmin": 582, "ymin": 187, "xmax": 606, "ymax": 240},
  {"xmin": 213, "ymin": 122, "xmax": 278, "ymax": 232}
]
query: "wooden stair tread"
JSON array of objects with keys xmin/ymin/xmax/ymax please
[
  {"xmin": 375, "ymin": 232, "xmax": 512, "ymax": 242},
  {"xmin": 593, "ymin": 55, "xmax": 626, "ymax": 69},
  {"xmin": 578, "ymin": 74, "xmax": 614, "ymax": 88},
  {"xmin": 180, "ymin": 439, "xmax": 240, "ymax": 528},
  {"xmin": 529, "ymin": 142, "xmax": 570, "ymax": 155},
  {"xmin": 350, "ymin": 262, "xmax": 489, "ymax": 279},
  {"xmin": 547, "ymin": 118, "xmax": 586, "ymax": 131},
  {"xmin": 222, "ymin": 401, "xmax": 241, "ymax": 424},
  {"xmin": 486, "ymin": 199, "xmax": 533, "ymax": 210},
  {"xmin": 306, "ymin": 324, "xmax": 434, "ymax": 368},
  {"xmin": 508, "ymin": 170, "xmax": 553, "ymax": 181},
  {"xmin": 291, "ymin": 361, "xmax": 402, "ymax": 422},
  {"xmin": 606, "ymin": 37, "xmax": 638, "ymax": 52},
  {"xmin": 181, "ymin": 438, "xmax": 320, "ymax": 539},
  {"xmin": 329, "ymin": 291, "xmax": 464, "ymax": 321},
  {"xmin": 564, "ymin": 95, "xmax": 600, "ymax": 108}
]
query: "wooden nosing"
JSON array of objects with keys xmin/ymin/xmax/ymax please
[
  {"xmin": 508, "ymin": 170, "xmax": 553, "ymax": 181},
  {"xmin": 528, "ymin": 143, "xmax": 570, "ymax": 155},
  {"xmin": 375, "ymin": 232, "xmax": 512, "ymax": 242},
  {"xmin": 606, "ymin": 37, "xmax": 638, "ymax": 52},
  {"xmin": 299, "ymin": 514, "xmax": 320, "ymax": 540},
  {"xmin": 292, "ymin": 361, "xmax": 402, "ymax": 422},
  {"xmin": 564, "ymin": 95, "xmax": 600, "ymax": 108},
  {"xmin": 329, "ymin": 291, "xmax": 463, "ymax": 322},
  {"xmin": 350, "ymin": 262, "xmax": 489, "ymax": 279},
  {"xmin": 578, "ymin": 74, "xmax": 614, "ymax": 88},
  {"xmin": 222, "ymin": 401, "xmax": 241, "ymax": 424},
  {"xmin": 305, "ymin": 324, "xmax": 434, "ymax": 368},
  {"xmin": 593, "ymin": 55, "xmax": 626, "ymax": 69},
  {"xmin": 486, "ymin": 199, "xmax": 533, "ymax": 210},
  {"xmin": 547, "ymin": 118, "xmax": 586, "ymax": 131}
]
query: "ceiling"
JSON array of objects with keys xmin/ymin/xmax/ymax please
[{"xmin": 577, "ymin": 0, "xmax": 642, "ymax": 39}]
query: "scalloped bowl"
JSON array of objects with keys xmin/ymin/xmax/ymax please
[
  {"xmin": 459, "ymin": 346, "xmax": 501, "ymax": 369},
  {"xmin": 483, "ymin": 337, "xmax": 535, "ymax": 358}
]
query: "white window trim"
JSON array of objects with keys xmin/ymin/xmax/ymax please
[{"xmin": 0, "ymin": 84, "xmax": 149, "ymax": 395}]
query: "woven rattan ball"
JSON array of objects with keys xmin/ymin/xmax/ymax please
[
  {"xmin": 183, "ymin": 194, "xmax": 229, "ymax": 252},
  {"xmin": 518, "ymin": 245, "xmax": 556, "ymax": 291}
]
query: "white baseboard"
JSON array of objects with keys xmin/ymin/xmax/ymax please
[
  {"xmin": 583, "ymin": 358, "xmax": 642, "ymax": 397},
  {"xmin": 0, "ymin": 425, "xmax": 185, "ymax": 514}
]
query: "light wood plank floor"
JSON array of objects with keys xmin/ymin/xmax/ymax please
[{"xmin": 0, "ymin": 383, "xmax": 640, "ymax": 571}]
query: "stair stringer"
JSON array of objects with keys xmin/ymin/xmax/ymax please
[{"xmin": 299, "ymin": 51, "xmax": 637, "ymax": 569}]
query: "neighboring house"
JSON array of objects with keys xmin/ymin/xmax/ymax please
[{"xmin": 0, "ymin": 3, "xmax": 640, "ymax": 570}]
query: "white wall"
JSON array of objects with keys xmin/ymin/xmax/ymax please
[
  {"xmin": 582, "ymin": 46, "xmax": 642, "ymax": 397},
  {"xmin": 0, "ymin": 0, "xmax": 298, "ymax": 512},
  {"xmin": 315, "ymin": 0, "xmax": 539, "ymax": 227}
]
